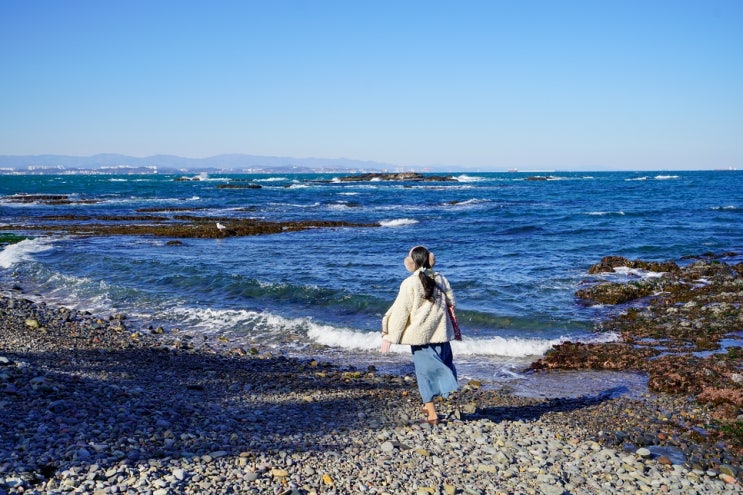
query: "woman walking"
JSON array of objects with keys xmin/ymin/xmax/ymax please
[{"xmin": 381, "ymin": 245, "xmax": 458, "ymax": 425}]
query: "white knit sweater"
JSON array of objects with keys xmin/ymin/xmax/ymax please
[{"xmin": 382, "ymin": 269, "xmax": 456, "ymax": 345}]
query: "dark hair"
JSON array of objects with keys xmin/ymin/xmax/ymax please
[{"xmin": 411, "ymin": 246, "xmax": 436, "ymax": 302}]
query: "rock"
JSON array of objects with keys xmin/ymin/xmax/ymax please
[
  {"xmin": 720, "ymin": 464, "xmax": 737, "ymax": 477},
  {"xmin": 336, "ymin": 172, "xmax": 456, "ymax": 182},
  {"xmin": 380, "ymin": 441, "xmax": 395, "ymax": 453},
  {"xmin": 720, "ymin": 473, "xmax": 738, "ymax": 484},
  {"xmin": 25, "ymin": 318, "xmax": 40, "ymax": 329},
  {"xmin": 539, "ymin": 483, "xmax": 565, "ymax": 495},
  {"xmin": 270, "ymin": 468, "xmax": 289, "ymax": 478},
  {"xmin": 636, "ymin": 448, "xmax": 652, "ymax": 458}
]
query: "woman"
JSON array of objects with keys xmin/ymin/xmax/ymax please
[{"xmin": 381, "ymin": 245, "xmax": 458, "ymax": 425}]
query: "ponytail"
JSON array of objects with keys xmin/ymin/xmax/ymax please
[
  {"xmin": 419, "ymin": 270, "xmax": 436, "ymax": 302},
  {"xmin": 410, "ymin": 246, "xmax": 437, "ymax": 302}
]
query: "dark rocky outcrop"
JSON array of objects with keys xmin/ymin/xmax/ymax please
[
  {"xmin": 532, "ymin": 254, "xmax": 743, "ymax": 454},
  {"xmin": 5, "ymin": 216, "xmax": 377, "ymax": 239},
  {"xmin": 335, "ymin": 172, "xmax": 457, "ymax": 182}
]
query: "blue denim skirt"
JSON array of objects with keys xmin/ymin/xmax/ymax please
[{"xmin": 411, "ymin": 342, "xmax": 458, "ymax": 403}]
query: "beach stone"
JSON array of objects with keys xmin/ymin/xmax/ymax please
[
  {"xmin": 271, "ymin": 468, "xmax": 289, "ymax": 478},
  {"xmin": 636, "ymin": 448, "xmax": 652, "ymax": 458},
  {"xmin": 720, "ymin": 473, "xmax": 737, "ymax": 484},
  {"xmin": 380, "ymin": 441, "xmax": 395, "ymax": 453},
  {"xmin": 0, "ymin": 293, "xmax": 741, "ymax": 495},
  {"xmin": 719, "ymin": 464, "xmax": 737, "ymax": 477},
  {"xmin": 539, "ymin": 483, "xmax": 565, "ymax": 495}
]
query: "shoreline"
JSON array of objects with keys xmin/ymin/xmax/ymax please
[{"xmin": 1, "ymin": 293, "xmax": 740, "ymax": 494}]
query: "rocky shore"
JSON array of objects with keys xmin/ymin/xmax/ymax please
[
  {"xmin": 1, "ymin": 289, "xmax": 741, "ymax": 494},
  {"xmin": 533, "ymin": 254, "xmax": 743, "ymax": 461}
]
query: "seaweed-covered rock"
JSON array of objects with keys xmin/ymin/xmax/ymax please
[
  {"xmin": 575, "ymin": 281, "xmax": 656, "ymax": 305},
  {"xmin": 535, "ymin": 255, "xmax": 743, "ymax": 450},
  {"xmin": 587, "ymin": 255, "xmax": 680, "ymax": 274},
  {"xmin": 5, "ymin": 216, "xmax": 377, "ymax": 239}
]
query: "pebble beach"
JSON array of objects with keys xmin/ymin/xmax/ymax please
[{"xmin": 1, "ymin": 293, "xmax": 740, "ymax": 495}]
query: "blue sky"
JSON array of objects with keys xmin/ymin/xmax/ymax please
[{"xmin": 1, "ymin": 1, "xmax": 741, "ymax": 170}]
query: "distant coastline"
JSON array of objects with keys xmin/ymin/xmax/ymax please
[
  {"xmin": 0, "ymin": 153, "xmax": 418, "ymax": 175},
  {"xmin": 1, "ymin": 153, "xmax": 736, "ymax": 175}
]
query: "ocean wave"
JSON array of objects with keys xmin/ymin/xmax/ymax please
[
  {"xmin": 306, "ymin": 323, "xmax": 619, "ymax": 357},
  {"xmin": 268, "ymin": 201, "xmax": 321, "ymax": 209},
  {"xmin": 591, "ymin": 266, "xmax": 666, "ymax": 281},
  {"xmin": 655, "ymin": 175, "xmax": 680, "ymax": 180},
  {"xmin": 379, "ymin": 218, "xmax": 419, "ymax": 227},
  {"xmin": 626, "ymin": 176, "xmax": 649, "ymax": 181},
  {"xmin": 586, "ymin": 211, "xmax": 625, "ymax": 216},
  {"xmin": 454, "ymin": 175, "xmax": 486, "ymax": 183},
  {"xmin": 161, "ymin": 306, "xmax": 268, "ymax": 335},
  {"xmin": 445, "ymin": 198, "xmax": 489, "ymax": 207},
  {"xmin": 0, "ymin": 238, "xmax": 55, "ymax": 269},
  {"xmin": 254, "ymin": 177, "xmax": 289, "ymax": 182}
]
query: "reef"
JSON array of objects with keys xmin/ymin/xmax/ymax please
[
  {"xmin": 4, "ymin": 215, "xmax": 377, "ymax": 239},
  {"xmin": 334, "ymin": 172, "xmax": 457, "ymax": 182},
  {"xmin": 531, "ymin": 253, "xmax": 743, "ymax": 453}
]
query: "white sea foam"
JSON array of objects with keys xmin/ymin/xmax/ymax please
[
  {"xmin": 626, "ymin": 176, "xmax": 649, "ymax": 181},
  {"xmin": 612, "ymin": 266, "xmax": 665, "ymax": 279},
  {"xmin": 152, "ymin": 306, "xmax": 320, "ymax": 347},
  {"xmin": 308, "ymin": 323, "xmax": 382, "ymax": 350},
  {"xmin": 453, "ymin": 336, "xmax": 563, "ymax": 357},
  {"xmin": 655, "ymin": 175, "xmax": 679, "ymax": 180},
  {"xmin": 379, "ymin": 218, "xmax": 419, "ymax": 227},
  {"xmin": 454, "ymin": 175, "xmax": 485, "ymax": 183},
  {"xmin": 306, "ymin": 324, "xmax": 619, "ymax": 357},
  {"xmin": 587, "ymin": 211, "xmax": 625, "ymax": 216},
  {"xmin": 254, "ymin": 177, "xmax": 289, "ymax": 182},
  {"xmin": 0, "ymin": 238, "xmax": 55, "ymax": 269},
  {"xmin": 447, "ymin": 198, "xmax": 488, "ymax": 207}
]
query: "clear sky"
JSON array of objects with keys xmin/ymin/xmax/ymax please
[{"xmin": 1, "ymin": 0, "xmax": 741, "ymax": 170}]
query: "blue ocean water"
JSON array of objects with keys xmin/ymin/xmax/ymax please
[{"xmin": 1, "ymin": 171, "xmax": 741, "ymax": 388}]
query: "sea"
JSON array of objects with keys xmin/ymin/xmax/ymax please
[{"xmin": 1, "ymin": 170, "xmax": 741, "ymax": 397}]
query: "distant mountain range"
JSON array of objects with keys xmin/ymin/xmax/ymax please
[{"xmin": 0, "ymin": 153, "xmax": 422, "ymax": 174}]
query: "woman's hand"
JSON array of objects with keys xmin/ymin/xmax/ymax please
[{"xmin": 380, "ymin": 339, "xmax": 392, "ymax": 353}]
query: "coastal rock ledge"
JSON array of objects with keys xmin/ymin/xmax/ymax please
[
  {"xmin": 533, "ymin": 253, "xmax": 743, "ymax": 464},
  {"xmin": 336, "ymin": 172, "xmax": 457, "ymax": 182}
]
